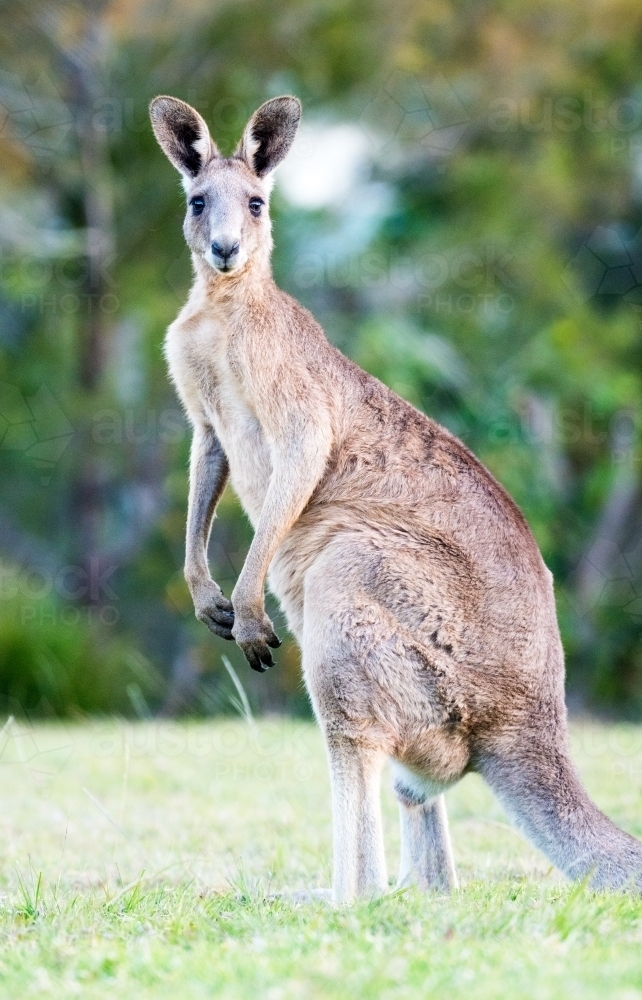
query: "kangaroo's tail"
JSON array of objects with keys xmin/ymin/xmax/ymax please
[{"xmin": 478, "ymin": 735, "xmax": 642, "ymax": 890}]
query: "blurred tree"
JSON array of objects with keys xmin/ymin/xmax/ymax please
[{"xmin": 0, "ymin": 0, "xmax": 641, "ymax": 714}]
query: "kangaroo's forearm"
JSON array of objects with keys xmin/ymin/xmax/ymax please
[
  {"xmin": 184, "ymin": 424, "xmax": 229, "ymax": 586},
  {"xmin": 232, "ymin": 435, "xmax": 329, "ymax": 611}
]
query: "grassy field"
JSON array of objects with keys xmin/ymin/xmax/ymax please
[{"xmin": 0, "ymin": 715, "xmax": 641, "ymax": 997}]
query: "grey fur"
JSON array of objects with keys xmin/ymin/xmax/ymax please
[
  {"xmin": 235, "ymin": 96, "xmax": 302, "ymax": 176},
  {"xmin": 150, "ymin": 94, "xmax": 642, "ymax": 902}
]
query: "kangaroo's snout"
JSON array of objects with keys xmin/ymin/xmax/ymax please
[{"xmin": 211, "ymin": 239, "xmax": 240, "ymax": 270}]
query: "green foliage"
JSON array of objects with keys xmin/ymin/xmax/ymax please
[
  {"xmin": 1, "ymin": 0, "xmax": 642, "ymax": 713},
  {"xmin": 0, "ymin": 564, "xmax": 160, "ymax": 716}
]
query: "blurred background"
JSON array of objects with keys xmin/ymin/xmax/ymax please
[{"xmin": 1, "ymin": 0, "xmax": 642, "ymax": 719}]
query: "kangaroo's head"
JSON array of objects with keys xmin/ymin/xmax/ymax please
[{"xmin": 149, "ymin": 95, "xmax": 301, "ymax": 276}]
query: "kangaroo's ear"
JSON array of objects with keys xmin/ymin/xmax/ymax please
[
  {"xmin": 149, "ymin": 96, "xmax": 218, "ymax": 178},
  {"xmin": 235, "ymin": 96, "xmax": 301, "ymax": 177}
]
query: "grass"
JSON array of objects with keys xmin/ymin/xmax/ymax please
[{"xmin": 0, "ymin": 716, "xmax": 641, "ymax": 997}]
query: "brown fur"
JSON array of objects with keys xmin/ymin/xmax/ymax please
[{"xmin": 150, "ymin": 94, "xmax": 642, "ymax": 902}]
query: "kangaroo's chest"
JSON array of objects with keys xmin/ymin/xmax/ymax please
[{"xmin": 165, "ymin": 314, "xmax": 272, "ymax": 525}]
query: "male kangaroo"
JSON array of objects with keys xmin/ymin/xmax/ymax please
[{"xmin": 150, "ymin": 93, "xmax": 642, "ymax": 902}]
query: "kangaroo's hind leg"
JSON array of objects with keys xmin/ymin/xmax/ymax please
[
  {"xmin": 392, "ymin": 762, "xmax": 457, "ymax": 892},
  {"xmin": 301, "ymin": 534, "xmax": 468, "ymax": 904},
  {"xmin": 325, "ymin": 732, "xmax": 388, "ymax": 903},
  {"xmin": 302, "ymin": 547, "xmax": 391, "ymax": 903}
]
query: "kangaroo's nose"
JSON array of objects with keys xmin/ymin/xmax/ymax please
[{"xmin": 211, "ymin": 240, "xmax": 240, "ymax": 262}]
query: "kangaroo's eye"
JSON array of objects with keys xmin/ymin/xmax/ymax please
[
  {"xmin": 249, "ymin": 197, "xmax": 264, "ymax": 217},
  {"xmin": 190, "ymin": 196, "xmax": 205, "ymax": 216}
]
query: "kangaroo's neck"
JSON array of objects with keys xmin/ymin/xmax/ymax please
[{"xmin": 190, "ymin": 252, "xmax": 278, "ymax": 325}]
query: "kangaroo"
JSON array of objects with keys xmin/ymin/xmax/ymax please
[{"xmin": 150, "ymin": 93, "xmax": 642, "ymax": 902}]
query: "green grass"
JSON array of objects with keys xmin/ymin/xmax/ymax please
[{"xmin": 0, "ymin": 716, "xmax": 641, "ymax": 997}]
